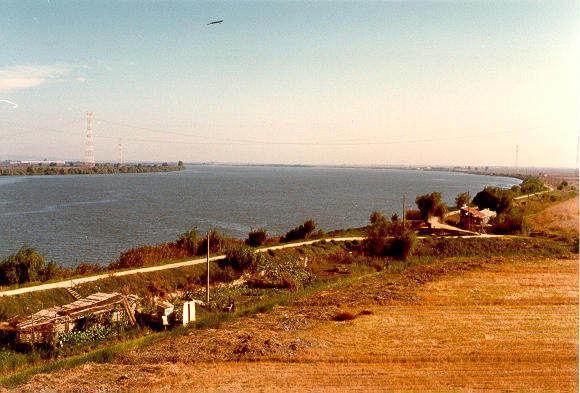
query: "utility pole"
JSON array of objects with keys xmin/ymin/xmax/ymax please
[
  {"xmin": 402, "ymin": 194, "xmax": 406, "ymax": 229},
  {"xmin": 467, "ymin": 190, "xmax": 471, "ymax": 232},
  {"xmin": 206, "ymin": 230, "xmax": 210, "ymax": 304}
]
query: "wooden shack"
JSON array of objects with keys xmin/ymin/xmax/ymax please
[{"xmin": 14, "ymin": 292, "xmax": 139, "ymax": 344}]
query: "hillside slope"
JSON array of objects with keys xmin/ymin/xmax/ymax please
[
  {"xmin": 15, "ymin": 254, "xmax": 578, "ymax": 392},
  {"xmin": 526, "ymin": 196, "xmax": 579, "ymax": 235}
]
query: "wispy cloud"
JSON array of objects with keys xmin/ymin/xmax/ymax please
[
  {"xmin": 0, "ymin": 65, "xmax": 71, "ymax": 92},
  {"xmin": 0, "ymin": 99, "xmax": 18, "ymax": 108}
]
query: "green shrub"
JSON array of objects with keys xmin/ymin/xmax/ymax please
[
  {"xmin": 221, "ymin": 244, "xmax": 264, "ymax": 271},
  {"xmin": 246, "ymin": 229, "xmax": 267, "ymax": 247},
  {"xmin": 0, "ymin": 248, "xmax": 46, "ymax": 285},
  {"xmin": 520, "ymin": 176, "xmax": 546, "ymax": 194},
  {"xmin": 389, "ymin": 230, "xmax": 416, "ymax": 260},
  {"xmin": 177, "ymin": 228, "xmax": 199, "ymax": 254},
  {"xmin": 363, "ymin": 212, "xmax": 416, "ymax": 261},
  {"xmin": 492, "ymin": 211, "xmax": 527, "ymax": 235},
  {"xmin": 282, "ymin": 219, "xmax": 316, "ymax": 242},
  {"xmin": 197, "ymin": 230, "xmax": 226, "ymax": 255}
]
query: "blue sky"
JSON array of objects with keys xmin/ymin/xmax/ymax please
[{"xmin": 0, "ymin": 0, "xmax": 577, "ymax": 167}]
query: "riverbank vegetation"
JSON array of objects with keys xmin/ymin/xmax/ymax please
[
  {"xmin": 0, "ymin": 161, "xmax": 185, "ymax": 176},
  {"xmin": 0, "ymin": 177, "xmax": 575, "ymax": 291}
]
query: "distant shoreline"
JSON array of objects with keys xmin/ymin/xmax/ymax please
[
  {"xmin": 0, "ymin": 162, "xmax": 185, "ymax": 176},
  {"xmin": 188, "ymin": 162, "xmax": 578, "ymax": 184}
]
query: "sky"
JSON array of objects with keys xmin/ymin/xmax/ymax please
[{"xmin": 0, "ymin": 0, "xmax": 578, "ymax": 167}]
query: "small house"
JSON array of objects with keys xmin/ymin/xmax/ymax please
[{"xmin": 460, "ymin": 206, "xmax": 496, "ymax": 228}]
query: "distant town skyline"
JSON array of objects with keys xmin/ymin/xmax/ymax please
[{"xmin": 0, "ymin": 1, "xmax": 578, "ymax": 168}]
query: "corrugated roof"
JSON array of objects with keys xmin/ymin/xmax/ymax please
[
  {"xmin": 16, "ymin": 292, "xmax": 132, "ymax": 330},
  {"xmin": 60, "ymin": 292, "xmax": 122, "ymax": 314},
  {"xmin": 461, "ymin": 206, "xmax": 486, "ymax": 218}
]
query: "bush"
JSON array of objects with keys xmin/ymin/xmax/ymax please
[
  {"xmin": 332, "ymin": 312, "xmax": 356, "ymax": 321},
  {"xmin": 177, "ymin": 228, "xmax": 199, "ymax": 255},
  {"xmin": 520, "ymin": 176, "xmax": 546, "ymax": 194},
  {"xmin": 363, "ymin": 228, "xmax": 416, "ymax": 261},
  {"xmin": 491, "ymin": 212, "xmax": 527, "ymax": 235},
  {"xmin": 282, "ymin": 219, "xmax": 316, "ymax": 242},
  {"xmin": 109, "ymin": 242, "xmax": 189, "ymax": 270},
  {"xmin": 0, "ymin": 248, "xmax": 46, "ymax": 285},
  {"xmin": 197, "ymin": 230, "xmax": 226, "ymax": 255},
  {"xmin": 246, "ymin": 229, "xmax": 267, "ymax": 247},
  {"xmin": 389, "ymin": 230, "xmax": 416, "ymax": 260},
  {"xmin": 221, "ymin": 244, "xmax": 264, "ymax": 271}
]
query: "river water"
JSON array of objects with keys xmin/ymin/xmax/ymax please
[{"xmin": 0, "ymin": 165, "xmax": 519, "ymax": 267}]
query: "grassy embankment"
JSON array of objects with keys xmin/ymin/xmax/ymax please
[{"xmin": 0, "ymin": 232, "xmax": 575, "ymax": 388}]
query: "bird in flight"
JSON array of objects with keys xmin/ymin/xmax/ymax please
[{"xmin": 207, "ymin": 20, "xmax": 223, "ymax": 25}]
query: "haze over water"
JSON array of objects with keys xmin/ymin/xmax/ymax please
[{"xmin": 0, "ymin": 166, "xmax": 519, "ymax": 267}]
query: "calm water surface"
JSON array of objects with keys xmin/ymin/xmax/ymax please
[{"xmin": 0, "ymin": 165, "xmax": 519, "ymax": 267}]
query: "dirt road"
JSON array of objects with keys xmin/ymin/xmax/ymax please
[{"xmin": 0, "ymin": 237, "xmax": 364, "ymax": 298}]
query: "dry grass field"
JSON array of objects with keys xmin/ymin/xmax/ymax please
[
  {"xmin": 527, "ymin": 196, "xmax": 579, "ymax": 235},
  {"xmin": 14, "ymin": 253, "xmax": 578, "ymax": 392}
]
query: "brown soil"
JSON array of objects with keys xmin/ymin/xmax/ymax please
[
  {"xmin": 14, "ymin": 255, "xmax": 579, "ymax": 392},
  {"xmin": 527, "ymin": 196, "xmax": 579, "ymax": 234}
]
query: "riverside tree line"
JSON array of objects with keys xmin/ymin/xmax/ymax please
[{"xmin": 0, "ymin": 161, "xmax": 185, "ymax": 176}]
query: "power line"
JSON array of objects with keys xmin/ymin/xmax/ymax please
[
  {"xmin": 0, "ymin": 117, "xmax": 545, "ymax": 147},
  {"xmin": 95, "ymin": 117, "xmax": 541, "ymax": 146}
]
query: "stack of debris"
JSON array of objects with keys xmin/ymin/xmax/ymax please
[{"xmin": 7, "ymin": 292, "xmax": 139, "ymax": 344}]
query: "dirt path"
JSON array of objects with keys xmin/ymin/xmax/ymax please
[
  {"xmin": 0, "ymin": 237, "xmax": 364, "ymax": 298},
  {"xmin": 16, "ymin": 255, "xmax": 578, "ymax": 392},
  {"xmin": 428, "ymin": 216, "xmax": 480, "ymax": 235}
]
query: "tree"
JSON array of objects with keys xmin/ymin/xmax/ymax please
[
  {"xmin": 557, "ymin": 180, "xmax": 568, "ymax": 190},
  {"xmin": 368, "ymin": 212, "xmax": 389, "ymax": 239},
  {"xmin": 0, "ymin": 247, "xmax": 46, "ymax": 285},
  {"xmin": 520, "ymin": 176, "xmax": 545, "ymax": 194},
  {"xmin": 415, "ymin": 192, "xmax": 446, "ymax": 221},
  {"xmin": 510, "ymin": 185, "xmax": 521, "ymax": 195},
  {"xmin": 472, "ymin": 187, "xmax": 513, "ymax": 215},
  {"xmin": 455, "ymin": 192, "xmax": 469, "ymax": 209}
]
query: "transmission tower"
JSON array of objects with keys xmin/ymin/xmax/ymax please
[
  {"xmin": 85, "ymin": 112, "xmax": 95, "ymax": 168},
  {"xmin": 118, "ymin": 138, "xmax": 123, "ymax": 166}
]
